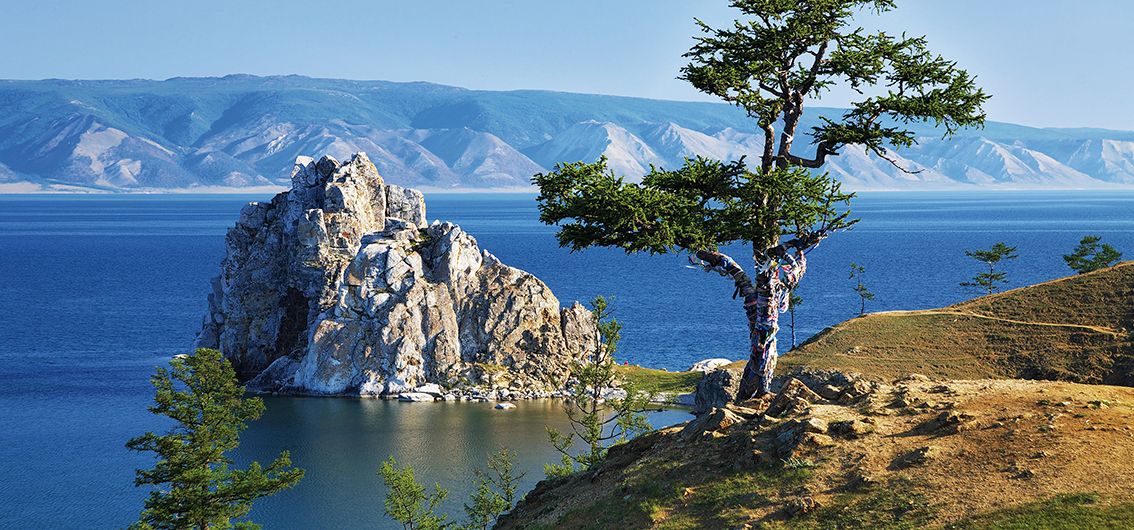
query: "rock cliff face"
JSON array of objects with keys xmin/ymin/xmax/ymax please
[{"xmin": 196, "ymin": 152, "xmax": 596, "ymax": 396}]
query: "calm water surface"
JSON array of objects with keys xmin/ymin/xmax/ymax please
[{"xmin": 1, "ymin": 191, "xmax": 1132, "ymax": 528}]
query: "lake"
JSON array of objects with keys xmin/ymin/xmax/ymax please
[{"xmin": 1, "ymin": 190, "xmax": 1132, "ymax": 528}]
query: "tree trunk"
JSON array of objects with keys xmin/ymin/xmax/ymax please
[
  {"xmin": 790, "ymin": 309, "xmax": 796, "ymax": 349},
  {"xmin": 736, "ymin": 267, "xmax": 780, "ymax": 400},
  {"xmin": 694, "ymin": 249, "xmax": 806, "ymax": 401}
]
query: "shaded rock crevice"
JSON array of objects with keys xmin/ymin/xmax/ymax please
[{"xmin": 196, "ymin": 152, "xmax": 596, "ymax": 395}]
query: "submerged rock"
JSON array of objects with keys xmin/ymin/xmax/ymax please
[{"xmin": 196, "ymin": 152, "xmax": 597, "ymax": 396}]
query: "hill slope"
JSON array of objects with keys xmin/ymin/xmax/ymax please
[
  {"xmin": 3, "ymin": 76, "xmax": 1134, "ymax": 191},
  {"xmin": 500, "ymin": 375, "xmax": 1134, "ymax": 529},
  {"xmin": 779, "ymin": 262, "xmax": 1134, "ymax": 386},
  {"xmin": 496, "ymin": 264, "xmax": 1134, "ymax": 529}
]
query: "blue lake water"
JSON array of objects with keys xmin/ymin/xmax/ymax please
[{"xmin": 1, "ymin": 191, "xmax": 1132, "ymax": 528}]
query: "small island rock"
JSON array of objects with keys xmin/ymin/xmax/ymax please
[{"xmin": 196, "ymin": 152, "xmax": 598, "ymax": 396}]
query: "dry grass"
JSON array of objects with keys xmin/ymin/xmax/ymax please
[
  {"xmin": 499, "ymin": 378, "xmax": 1134, "ymax": 529},
  {"xmin": 780, "ymin": 262, "xmax": 1134, "ymax": 386},
  {"xmin": 497, "ymin": 265, "xmax": 1134, "ymax": 529}
]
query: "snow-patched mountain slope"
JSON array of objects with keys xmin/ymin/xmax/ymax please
[
  {"xmin": 1065, "ymin": 139, "xmax": 1134, "ymax": 184},
  {"xmin": 1, "ymin": 76, "xmax": 1133, "ymax": 190},
  {"xmin": 410, "ymin": 128, "xmax": 542, "ymax": 187},
  {"xmin": 0, "ymin": 114, "xmax": 197, "ymax": 188},
  {"xmin": 821, "ymin": 145, "xmax": 961, "ymax": 189},
  {"xmin": 903, "ymin": 137, "xmax": 1098, "ymax": 187},
  {"xmin": 524, "ymin": 121, "xmax": 667, "ymax": 180},
  {"xmin": 639, "ymin": 122, "xmax": 756, "ymax": 164},
  {"xmin": 0, "ymin": 161, "xmax": 21, "ymax": 183}
]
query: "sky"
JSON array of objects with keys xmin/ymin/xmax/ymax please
[{"xmin": 2, "ymin": 0, "xmax": 1132, "ymax": 130}]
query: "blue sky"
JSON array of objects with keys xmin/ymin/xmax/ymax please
[{"xmin": 3, "ymin": 0, "xmax": 1132, "ymax": 129}]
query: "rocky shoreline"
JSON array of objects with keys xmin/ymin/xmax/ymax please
[{"xmin": 251, "ymin": 375, "xmax": 698, "ymax": 407}]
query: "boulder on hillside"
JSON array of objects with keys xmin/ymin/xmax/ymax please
[
  {"xmin": 694, "ymin": 367, "xmax": 741, "ymax": 413},
  {"xmin": 688, "ymin": 358, "xmax": 733, "ymax": 372}
]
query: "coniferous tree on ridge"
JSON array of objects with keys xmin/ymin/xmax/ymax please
[
  {"xmin": 961, "ymin": 242, "xmax": 1018, "ymax": 295},
  {"xmin": 1064, "ymin": 235, "xmax": 1122, "ymax": 274},
  {"xmin": 534, "ymin": 0, "xmax": 988, "ymax": 401},
  {"xmin": 545, "ymin": 296, "xmax": 653, "ymax": 478},
  {"xmin": 849, "ymin": 262, "xmax": 875, "ymax": 316}
]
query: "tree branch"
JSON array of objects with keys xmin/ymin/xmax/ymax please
[
  {"xmin": 871, "ymin": 147, "xmax": 924, "ymax": 174},
  {"xmin": 760, "ymin": 121, "xmax": 777, "ymax": 173},
  {"xmin": 758, "ymin": 82, "xmax": 787, "ymax": 99},
  {"xmin": 782, "ymin": 141, "xmax": 838, "ymax": 168},
  {"xmin": 799, "ymin": 40, "xmax": 830, "ymax": 96},
  {"xmin": 692, "ymin": 250, "xmax": 756, "ymax": 300}
]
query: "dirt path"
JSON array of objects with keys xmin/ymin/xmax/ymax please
[{"xmin": 867, "ymin": 309, "xmax": 1123, "ymax": 336}]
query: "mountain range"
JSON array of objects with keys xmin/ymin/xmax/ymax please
[{"xmin": 2, "ymin": 75, "xmax": 1133, "ymax": 192}]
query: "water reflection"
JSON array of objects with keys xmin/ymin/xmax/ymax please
[{"xmin": 237, "ymin": 397, "xmax": 690, "ymax": 529}]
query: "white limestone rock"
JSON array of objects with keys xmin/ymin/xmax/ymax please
[
  {"xmin": 385, "ymin": 184, "xmax": 426, "ymax": 227},
  {"xmin": 689, "ymin": 358, "xmax": 733, "ymax": 373},
  {"xmin": 415, "ymin": 384, "xmax": 445, "ymax": 397},
  {"xmin": 196, "ymin": 152, "xmax": 597, "ymax": 396}
]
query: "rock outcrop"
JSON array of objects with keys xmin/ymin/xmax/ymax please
[{"xmin": 196, "ymin": 152, "xmax": 597, "ymax": 396}]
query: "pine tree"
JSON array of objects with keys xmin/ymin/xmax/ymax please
[
  {"xmin": 788, "ymin": 291, "xmax": 803, "ymax": 349},
  {"xmin": 126, "ymin": 348, "xmax": 304, "ymax": 530},
  {"xmin": 849, "ymin": 262, "xmax": 875, "ymax": 316},
  {"xmin": 961, "ymin": 242, "xmax": 1018, "ymax": 295},
  {"xmin": 545, "ymin": 296, "xmax": 653, "ymax": 478},
  {"xmin": 377, "ymin": 449, "xmax": 522, "ymax": 530},
  {"xmin": 1064, "ymin": 235, "xmax": 1122, "ymax": 274},
  {"xmin": 462, "ymin": 449, "xmax": 523, "ymax": 530},
  {"xmin": 534, "ymin": 0, "xmax": 987, "ymax": 401},
  {"xmin": 378, "ymin": 457, "xmax": 449, "ymax": 530}
]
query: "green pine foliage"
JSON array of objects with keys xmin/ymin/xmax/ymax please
[
  {"xmin": 535, "ymin": 0, "xmax": 988, "ymax": 260},
  {"xmin": 379, "ymin": 457, "xmax": 450, "ymax": 530},
  {"xmin": 1064, "ymin": 235, "xmax": 1122, "ymax": 274},
  {"xmin": 682, "ymin": 0, "xmax": 988, "ymax": 168},
  {"xmin": 126, "ymin": 348, "xmax": 304, "ymax": 530},
  {"xmin": 535, "ymin": 157, "xmax": 854, "ymax": 259},
  {"xmin": 961, "ymin": 242, "xmax": 1019, "ymax": 295},
  {"xmin": 378, "ymin": 449, "xmax": 523, "ymax": 530},
  {"xmin": 849, "ymin": 262, "xmax": 875, "ymax": 315},
  {"xmin": 463, "ymin": 449, "xmax": 524, "ymax": 530},
  {"xmin": 534, "ymin": 0, "xmax": 987, "ymax": 398},
  {"xmin": 545, "ymin": 297, "xmax": 654, "ymax": 478},
  {"xmin": 788, "ymin": 290, "xmax": 803, "ymax": 348}
]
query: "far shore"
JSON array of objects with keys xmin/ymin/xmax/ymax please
[{"xmin": 6, "ymin": 182, "xmax": 1134, "ymax": 196}]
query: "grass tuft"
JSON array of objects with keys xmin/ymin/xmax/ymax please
[{"xmin": 946, "ymin": 493, "xmax": 1134, "ymax": 530}]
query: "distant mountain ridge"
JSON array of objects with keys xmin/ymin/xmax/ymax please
[{"xmin": 2, "ymin": 75, "xmax": 1133, "ymax": 191}]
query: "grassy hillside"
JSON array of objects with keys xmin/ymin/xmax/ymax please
[
  {"xmin": 500, "ymin": 376, "xmax": 1134, "ymax": 529},
  {"xmin": 499, "ymin": 264, "xmax": 1134, "ymax": 528},
  {"xmin": 614, "ymin": 365, "xmax": 702, "ymax": 395},
  {"xmin": 777, "ymin": 262, "xmax": 1134, "ymax": 386}
]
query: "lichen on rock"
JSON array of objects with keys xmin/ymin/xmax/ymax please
[{"xmin": 196, "ymin": 152, "xmax": 596, "ymax": 396}]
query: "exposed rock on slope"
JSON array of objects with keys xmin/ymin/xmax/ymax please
[
  {"xmin": 499, "ymin": 371, "xmax": 1134, "ymax": 529},
  {"xmin": 196, "ymin": 152, "xmax": 596, "ymax": 395}
]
